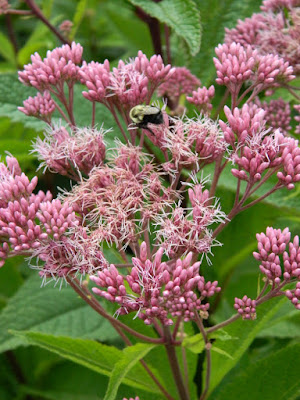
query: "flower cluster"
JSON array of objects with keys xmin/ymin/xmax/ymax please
[
  {"xmin": 18, "ymin": 42, "xmax": 83, "ymax": 91},
  {"xmin": 33, "ymin": 125, "xmax": 106, "ymax": 178},
  {"xmin": 225, "ymin": 2, "xmax": 300, "ymax": 74},
  {"xmin": 65, "ymin": 143, "xmax": 176, "ymax": 249},
  {"xmin": 254, "ymin": 98, "xmax": 291, "ymax": 135},
  {"xmin": 0, "ymin": 156, "xmax": 78, "ymax": 268},
  {"xmin": 91, "ymin": 243, "xmax": 220, "ymax": 325},
  {"xmin": 18, "ymin": 91, "xmax": 56, "ymax": 124},
  {"xmin": 80, "ymin": 51, "xmax": 172, "ymax": 113},
  {"xmin": 234, "ymin": 296, "xmax": 257, "ymax": 320},
  {"xmin": 253, "ymin": 227, "xmax": 300, "ymax": 309},
  {"xmin": 219, "ymin": 103, "xmax": 300, "ymax": 189},
  {"xmin": 157, "ymin": 67, "xmax": 200, "ymax": 109},
  {"xmin": 155, "ymin": 180, "xmax": 226, "ymax": 258},
  {"xmin": 214, "ymin": 42, "xmax": 295, "ymax": 100},
  {"xmin": 186, "ymin": 85, "xmax": 215, "ymax": 115}
]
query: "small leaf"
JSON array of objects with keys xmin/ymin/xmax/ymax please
[
  {"xmin": 104, "ymin": 343, "xmax": 157, "ymax": 400},
  {"xmin": 182, "ymin": 333, "xmax": 205, "ymax": 354},
  {"xmin": 211, "ymin": 345, "xmax": 234, "ymax": 360},
  {"xmin": 128, "ymin": 0, "xmax": 201, "ymax": 56}
]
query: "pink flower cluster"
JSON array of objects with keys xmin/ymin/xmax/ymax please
[
  {"xmin": 214, "ymin": 42, "xmax": 295, "ymax": 97},
  {"xmin": 155, "ymin": 182, "xmax": 225, "ymax": 258},
  {"xmin": 261, "ymin": 0, "xmax": 298, "ymax": 11},
  {"xmin": 33, "ymin": 229, "xmax": 108, "ymax": 282},
  {"xmin": 186, "ymin": 85, "xmax": 215, "ymax": 115},
  {"xmin": 33, "ymin": 125, "xmax": 106, "ymax": 178},
  {"xmin": 254, "ymin": 98, "xmax": 291, "ymax": 135},
  {"xmin": 148, "ymin": 115, "xmax": 227, "ymax": 171},
  {"xmin": 0, "ymin": 156, "xmax": 78, "ymax": 267},
  {"xmin": 234, "ymin": 296, "xmax": 256, "ymax": 320},
  {"xmin": 18, "ymin": 91, "xmax": 56, "ymax": 124},
  {"xmin": 123, "ymin": 397, "xmax": 140, "ymax": 400},
  {"xmin": 254, "ymin": 227, "xmax": 300, "ymax": 309},
  {"xmin": 91, "ymin": 243, "xmax": 220, "ymax": 325},
  {"xmin": 65, "ymin": 143, "xmax": 176, "ymax": 249},
  {"xmin": 225, "ymin": 3, "xmax": 300, "ymax": 74},
  {"xmin": 157, "ymin": 67, "xmax": 200, "ymax": 108},
  {"xmin": 18, "ymin": 42, "xmax": 83, "ymax": 91},
  {"xmin": 219, "ymin": 104, "xmax": 300, "ymax": 189},
  {"xmin": 80, "ymin": 51, "xmax": 172, "ymax": 112}
]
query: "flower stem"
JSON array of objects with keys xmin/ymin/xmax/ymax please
[
  {"xmin": 195, "ymin": 313, "xmax": 211, "ymax": 400},
  {"xmin": 163, "ymin": 326, "xmax": 190, "ymax": 400},
  {"xmin": 66, "ymin": 277, "xmax": 164, "ymax": 344},
  {"xmin": 24, "ymin": 0, "xmax": 70, "ymax": 44}
]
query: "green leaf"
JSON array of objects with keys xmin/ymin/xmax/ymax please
[
  {"xmin": 70, "ymin": 0, "xmax": 87, "ymax": 41},
  {"xmin": 210, "ymin": 342, "xmax": 300, "ymax": 400},
  {"xmin": 0, "ymin": 32, "xmax": 16, "ymax": 67},
  {"xmin": 10, "ymin": 331, "xmax": 161, "ymax": 394},
  {"xmin": 208, "ymin": 297, "xmax": 288, "ymax": 394},
  {"xmin": 0, "ymin": 274, "xmax": 119, "ymax": 353},
  {"xmin": 128, "ymin": 0, "xmax": 201, "ymax": 56},
  {"xmin": 104, "ymin": 343, "xmax": 157, "ymax": 400}
]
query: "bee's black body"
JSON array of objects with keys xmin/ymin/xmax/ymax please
[{"xmin": 129, "ymin": 105, "xmax": 164, "ymax": 130}]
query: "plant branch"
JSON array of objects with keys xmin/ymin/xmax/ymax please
[
  {"xmin": 163, "ymin": 326, "xmax": 190, "ymax": 400},
  {"xmin": 66, "ymin": 276, "xmax": 164, "ymax": 344},
  {"xmin": 23, "ymin": 0, "xmax": 70, "ymax": 45}
]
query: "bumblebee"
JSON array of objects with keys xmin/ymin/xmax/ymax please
[{"xmin": 129, "ymin": 105, "xmax": 164, "ymax": 130}]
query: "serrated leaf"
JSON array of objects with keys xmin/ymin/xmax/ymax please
[
  {"xmin": 210, "ymin": 343, "xmax": 300, "ymax": 400},
  {"xmin": 0, "ymin": 274, "xmax": 119, "ymax": 353},
  {"xmin": 104, "ymin": 343, "xmax": 157, "ymax": 400},
  {"xmin": 128, "ymin": 0, "xmax": 201, "ymax": 56},
  {"xmin": 70, "ymin": 0, "xmax": 87, "ymax": 41},
  {"xmin": 10, "ymin": 331, "xmax": 161, "ymax": 394}
]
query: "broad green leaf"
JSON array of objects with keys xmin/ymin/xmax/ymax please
[
  {"xmin": 0, "ymin": 32, "xmax": 16, "ymax": 67},
  {"xmin": 104, "ymin": 343, "xmax": 157, "ymax": 400},
  {"xmin": 128, "ymin": 0, "xmax": 201, "ymax": 56},
  {"xmin": 258, "ymin": 302, "xmax": 300, "ymax": 338},
  {"xmin": 0, "ymin": 274, "xmax": 119, "ymax": 353},
  {"xmin": 19, "ymin": 361, "xmax": 163, "ymax": 400},
  {"xmin": 0, "ymin": 257, "xmax": 24, "ymax": 309},
  {"xmin": 11, "ymin": 331, "xmax": 161, "ymax": 394},
  {"xmin": 70, "ymin": 0, "xmax": 87, "ymax": 41},
  {"xmin": 208, "ymin": 297, "xmax": 288, "ymax": 394},
  {"xmin": 210, "ymin": 343, "xmax": 300, "ymax": 400}
]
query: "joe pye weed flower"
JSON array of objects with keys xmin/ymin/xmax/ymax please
[{"xmin": 0, "ymin": 0, "xmax": 300, "ymax": 399}]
